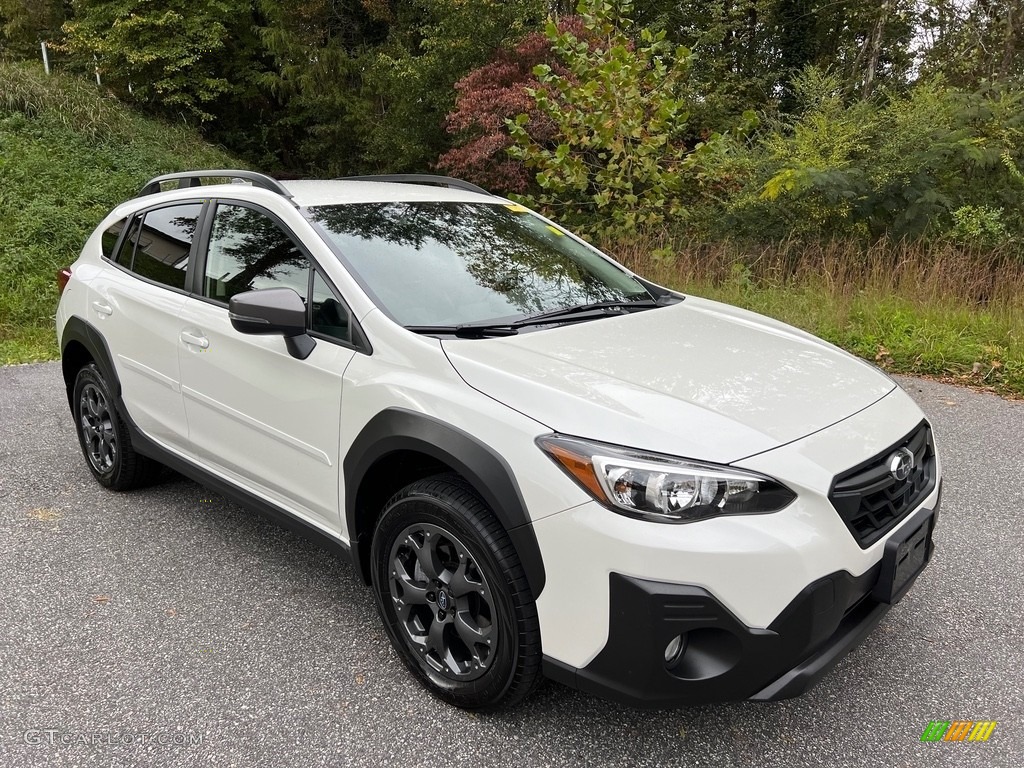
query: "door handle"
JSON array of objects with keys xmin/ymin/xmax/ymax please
[
  {"xmin": 92, "ymin": 300, "xmax": 113, "ymax": 316},
  {"xmin": 180, "ymin": 330, "xmax": 210, "ymax": 350}
]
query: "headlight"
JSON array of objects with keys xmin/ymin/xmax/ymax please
[{"xmin": 537, "ymin": 435, "xmax": 796, "ymax": 524}]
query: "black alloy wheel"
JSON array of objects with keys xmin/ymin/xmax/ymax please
[
  {"xmin": 371, "ymin": 475, "xmax": 541, "ymax": 709},
  {"xmin": 388, "ymin": 521, "xmax": 497, "ymax": 681},
  {"xmin": 71, "ymin": 363, "xmax": 160, "ymax": 490},
  {"xmin": 79, "ymin": 380, "xmax": 116, "ymax": 474}
]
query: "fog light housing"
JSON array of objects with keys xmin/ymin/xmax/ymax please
[{"xmin": 664, "ymin": 634, "xmax": 688, "ymax": 669}]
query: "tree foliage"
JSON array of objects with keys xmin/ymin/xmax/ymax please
[
  {"xmin": 505, "ymin": 1, "xmax": 710, "ymax": 239},
  {"xmin": 726, "ymin": 72, "xmax": 1024, "ymax": 241},
  {"xmin": 61, "ymin": 0, "xmax": 252, "ymax": 120},
  {"xmin": 919, "ymin": 0, "xmax": 1024, "ymax": 85},
  {"xmin": 1, "ymin": 0, "xmax": 1022, "ymax": 243},
  {"xmin": 254, "ymin": 0, "xmax": 546, "ymax": 175},
  {"xmin": 0, "ymin": 0, "xmax": 68, "ymax": 56},
  {"xmin": 437, "ymin": 17, "xmax": 589, "ymax": 194}
]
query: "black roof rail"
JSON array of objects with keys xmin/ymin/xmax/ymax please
[
  {"xmin": 138, "ymin": 170, "xmax": 293, "ymax": 199},
  {"xmin": 336, "ymin": 174, "xmax": 493, "ymax": 197}
]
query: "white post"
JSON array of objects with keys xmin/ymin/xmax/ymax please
[
  {"xmin": 94, "ymin": 55, "xmax": 101, "ymax": 86},
  {"xmin": 40, "ymin": 41, "xmax": 51, "ymax": 75}
]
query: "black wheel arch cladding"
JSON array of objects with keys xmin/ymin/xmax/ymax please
[
  {"xmin": 60, "ymin": 316, "xmax": 122, "ymax": 410},
  {"xmin": 344, "ymin": 408, "xmax": 546, "ymax": 599}
]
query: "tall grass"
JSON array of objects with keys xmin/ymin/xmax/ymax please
[
  {"xmin": 611, "ymin": 236, "xmax": 1024, "ymax": 396},
  {"xmin": 0, "ymin": 61, "xmax": 134, "ymax": 141}
]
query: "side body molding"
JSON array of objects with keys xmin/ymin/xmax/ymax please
[{"xmin": 343, "ymin": 408, "xmax": 546, "ymax": 598}]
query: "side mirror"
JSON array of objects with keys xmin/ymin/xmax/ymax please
[{"xmin": 229, "ymin": 288, "xmax": 316, "ymax": 360}]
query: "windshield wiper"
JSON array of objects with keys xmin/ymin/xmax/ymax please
[
  {"xmin": 517, "ymin": 298, "xmax": 662, "ymax": 325},
  {"xmin": 405, "ymin": 324, "xmax": 521, "ymax": 338},
  {"xmin": 405, "ymin": 296, "xmax": 676, "ymax": 338}
]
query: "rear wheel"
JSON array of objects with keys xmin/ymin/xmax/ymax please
[
  {"xmin": 72, "ymin": 363, "xmax": 160, "ymax": 490},
  {"xmin": 370, "ymin": 475, "xmax": 541, "ymax": 709}
]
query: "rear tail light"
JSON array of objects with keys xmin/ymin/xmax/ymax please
[{"xmin": 57, "ymin": 267, "xmax": 72, "ymax": 295}]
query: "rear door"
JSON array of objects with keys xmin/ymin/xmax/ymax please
[
  {"xmin": 177, "ymin": 201, "xmax": 358, "ymax": 534},
  {"xmin": 87, "ymin": 201, "xmax": 205, "ymax": 452}
]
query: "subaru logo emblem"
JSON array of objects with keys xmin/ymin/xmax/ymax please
[
  {"xmin": 437, "ymin": 591, "xmax": 449, "ymax": 611},
  {"xmin": 888, "ymin": 448, "xmax": 915, "ymax": 482}
]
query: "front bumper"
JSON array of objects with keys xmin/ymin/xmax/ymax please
[{"xmin": 543, "ymin": 500, "xmax": 938, "ymax": 708}]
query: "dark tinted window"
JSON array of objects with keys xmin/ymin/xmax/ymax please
[
  {"xmin": 310, "ymin": 270, "xmax": 351, "ymax": 344},
  {"xmin": 114, "ymin": 216, "xmax": 142, "ymax": 268},
  {"xmin": 306, "ymin": 202, "xmax": 650, "ymax": 326},
  {"xmin": 204, "ymin": 204, "xmax": 309, "ymax": 303},
  {"xmin": 101, "ymin": 218, "xmax": 127, "ymax": 260},
  {"xmin": 132, "ymin": 204, "xmax": 202, "ymax": 290}
]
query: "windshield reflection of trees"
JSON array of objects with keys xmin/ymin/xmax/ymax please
[
  {"xmin": 309, "ymin": 202, "xmax": 631, "ymax": 316},
  {"xmin": 212, "ymin": 206, "xmax": 307, "ymax": 295}
]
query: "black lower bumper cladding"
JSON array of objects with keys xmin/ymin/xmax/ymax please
[{"xmin": 543, "ymin": 503, "xmax": 937, "ymax": 708}]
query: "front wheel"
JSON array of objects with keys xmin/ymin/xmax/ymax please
[{"xmin": 370, "ymin": 475, "xmax": 541, "ymax": 709}]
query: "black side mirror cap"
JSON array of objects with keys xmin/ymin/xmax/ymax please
[{"xmin": 228, "ymin": 288, "xmax": 316, "ymax": 360}]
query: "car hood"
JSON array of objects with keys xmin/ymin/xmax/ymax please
[{"xmin": 442, "ymin": 296, "xmax": 895, "ymax": 464}]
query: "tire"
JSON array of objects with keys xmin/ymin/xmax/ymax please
[
  {"xmin": 72, "ymin": 363, "xmax": 160, "ymax": 490},
  {"xmin": 370, "ymin": 474, "xmax": 541, "ymax": 709}
]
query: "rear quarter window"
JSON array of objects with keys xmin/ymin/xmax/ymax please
[
  {"xmin": 108, "ymin": 203, "xmax": 202, "ymax": 291},
  {"xmin": 100, "ymin": 218, "xmax": 127, "ymax": 260}
]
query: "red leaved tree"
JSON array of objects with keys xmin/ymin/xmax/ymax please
[{"xmin": 436, "ymin": 18, "xmax": 588, "ymax": 195}]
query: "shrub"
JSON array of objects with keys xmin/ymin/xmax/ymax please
[
  {"xmin": 436, "ymin": 18, "xmax": 588, "ymax": 195},
  {"xmin": 505, "ymin": 0, "xmax": 713, "ymax": 241}
]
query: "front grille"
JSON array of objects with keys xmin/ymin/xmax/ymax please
[{"xmin": 828, "ymin": 421, "xmax": 937, "ymax": 549}]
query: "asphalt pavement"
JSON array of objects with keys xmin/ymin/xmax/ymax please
[{"xmin": 1, "ymin": 362, "xmax": 1021, "ymax": 767}]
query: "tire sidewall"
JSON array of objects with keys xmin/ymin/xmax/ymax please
[
  {"xmin": 370, "ymin": 491, "xmax": 521, "ymax": 708},
  {"xmin": 72, "ymin": 364, "xmax": 121, "ymax": 488}
]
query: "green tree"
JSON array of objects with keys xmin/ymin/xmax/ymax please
[
  {"xmin": 353, "ymin": 0, "xmax": 548, "ymax": 172},
  {"xmin": 508, "ymin": 0, "xmax": 720, "ymax": 240},
  {"xmin": 730, "ymin": 71, "xmax": 1024, "ymax": 241},
  {"xmin": 254, "ymin": 0, "xmax": 384, "ymax": 174},
  {"xmin": 62, "ymin": 0, "xmax": 253, "ymax": 121},
  {"xmin": 255, "ymin": 0, "xmax": 545, "ymax": 175},
  {"xmin": 918, "ymin": 0, "xmax": 1024, "ymax": 86},
  {"xmin": 1, "ymin": 0, "xmax": 68, "ymax": 56},
  {"xmin": 0, "ymin": 0, "xmax": 68, "ymax": 57}
]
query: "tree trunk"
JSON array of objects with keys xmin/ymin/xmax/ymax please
[
  {"xmin": 862, "ymin": 0, "xmax": 893, "ymax": 98},
  {"xmin": 1000, "ymin": 0, "xmax": 1022, "ymax": 78}
]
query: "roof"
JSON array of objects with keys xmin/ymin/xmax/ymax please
[
  {"xmin": 134, "ymin": 171, "xmax": 507, "ymax": 209},
  {"xmin": 281, "ymin": 180, "xmax": 507, "ymax": 207}
]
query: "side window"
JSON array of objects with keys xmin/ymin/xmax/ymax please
[
  {"xmin": 101, "ymin": 218, "xmax": 127, "ymax": 261},
  {"xmin": 203, "ymin": 204, "xmax": 309, "ymax": 303},
  {"xmin": 132, "ymin": 204, "xmax": 202, "ymax": 290},
  {"xmin": 310, "ymin": 270, "xmax": 352, "ymax": 344},
  {"xmin": 113, "ymin": 216, "xmax": 142, "ymax": 268}
]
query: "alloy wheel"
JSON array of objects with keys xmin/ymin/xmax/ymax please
[
  {"xmin": 79, "ymin": 382, "xmax": 116, "ymax": 474},
  {"xmin": 388, "ymin": 522, "xmax": 495, "ymax": 681}
]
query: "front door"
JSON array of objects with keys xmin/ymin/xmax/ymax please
[{"xmin": 177, "ymin": 202, "xmax": 357, "ymax": 534}]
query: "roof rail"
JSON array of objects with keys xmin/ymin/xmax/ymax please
[
  {"xmin": 336, "ymin": 174, "xmax": 493, "ymax": 197},
  {"xmin": 138, "ymin": 170, "xmax": 293, "ymax": 199}
]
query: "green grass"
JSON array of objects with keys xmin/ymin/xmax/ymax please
[{"xmin": 0, "ymin": 62, "xmax": 240, "ymax": 361}]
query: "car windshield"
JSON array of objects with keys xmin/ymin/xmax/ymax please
[{"xmin": 305, "ymin": 201, "xmax": 652, "ymax": 327}]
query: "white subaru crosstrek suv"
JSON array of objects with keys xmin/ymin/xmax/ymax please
[{"xmin": 56, "ymin": 170, "xmax": 941, "ymax": 710}]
